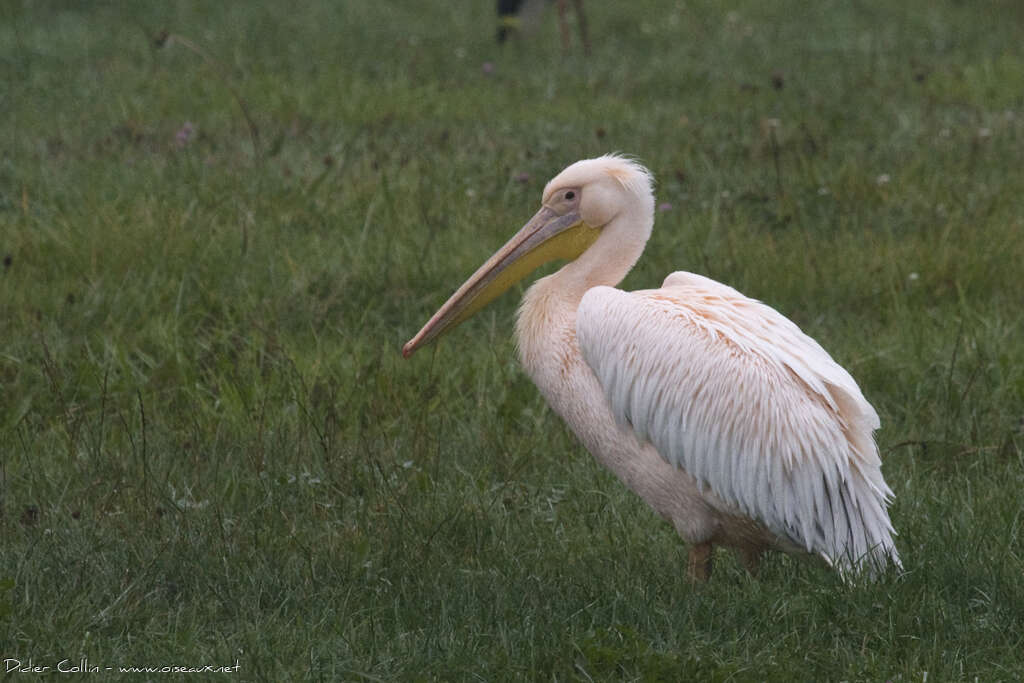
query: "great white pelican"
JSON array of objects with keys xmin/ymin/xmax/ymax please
[{"xmin": 403, "ymin": 155, "xmax": 900, "ymax": 580}]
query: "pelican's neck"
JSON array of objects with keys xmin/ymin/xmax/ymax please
[
  {"xmin": 516, "ymin": 208, "xmax": 652, "ymax": 376},
  {"xmin": 548, "ymin": 206, "xmax": 653, "ymax": 301}
]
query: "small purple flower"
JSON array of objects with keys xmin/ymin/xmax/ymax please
[
  {"xmin": 175, "ymin": 122, "xmax": 195, "ymax": 147},
  {"xmin": 657, "ymin": 202, "xmax": 673, "ymax": 212},
  {"xmin": 482, "ymin": 61, "xmax": 495, "ymax": 75},
  {"xmin": 514, "ymin": 172, "xmax": 531, "ymax": 184}
]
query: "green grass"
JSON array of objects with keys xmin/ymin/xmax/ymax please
[{"xmin": 2, "ymin": 0, "xmax": 1024, "ymax": 679}]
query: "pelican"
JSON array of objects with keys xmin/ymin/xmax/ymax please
[{"xmin": 403, "ymin": 155, "xmax": 900, "ymax": 580}]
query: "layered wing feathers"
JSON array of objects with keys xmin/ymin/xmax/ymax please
[{"xmin": 576, "ymin": 272, "xmax": 899, "ymax": 574}]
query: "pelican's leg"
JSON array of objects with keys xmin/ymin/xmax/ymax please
[
  {"xmin": 735, "ymin": 547, "xmax": 764, "ymax": 577},
  {"xmin": 687, "ymin": 542, "xmax": 714, "ymax": 582}
]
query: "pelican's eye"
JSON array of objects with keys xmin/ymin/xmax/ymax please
[{"xmin": 546, "ymin": 187, "xmax": 582, "ymax": 214}]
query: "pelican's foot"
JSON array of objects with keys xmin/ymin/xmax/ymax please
[{"xmin": 687, "ymin": 542, "xmax": 714, "ymax": 582}]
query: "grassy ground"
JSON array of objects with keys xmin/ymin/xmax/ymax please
[{"xmin": 2, "ymin": 0, "xmax": 1024, "ymax": 679}]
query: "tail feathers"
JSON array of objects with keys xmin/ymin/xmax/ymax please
[{"xmin": 827, "ymin": 506, "xmax": 901, "ymax": 580}]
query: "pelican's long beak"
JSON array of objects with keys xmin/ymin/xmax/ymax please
[{"xmin": 402, "ymin": 205, "xmax": 596, "ymax": 357}]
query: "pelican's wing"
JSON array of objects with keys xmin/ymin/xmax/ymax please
[{"xmin": 576, "ymin": 271, "xmax": 899, "ymax": 573}]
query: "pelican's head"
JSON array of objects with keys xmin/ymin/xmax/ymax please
[{"xmin": 403, "ymin": 155, "xmax": 655, "ymax": 357}]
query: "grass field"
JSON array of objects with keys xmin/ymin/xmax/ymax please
[{"xmin": 3, "ymin": 0, "xmax": 1024, "ymax": 679}]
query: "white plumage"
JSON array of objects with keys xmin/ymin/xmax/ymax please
[
  {"xmin": 404, "ymin": 154, "xmax": 900, "ymax": 580},
  {"xmin": 577, "ymin": 274, "xmax": 897, "ymax": 573}
]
